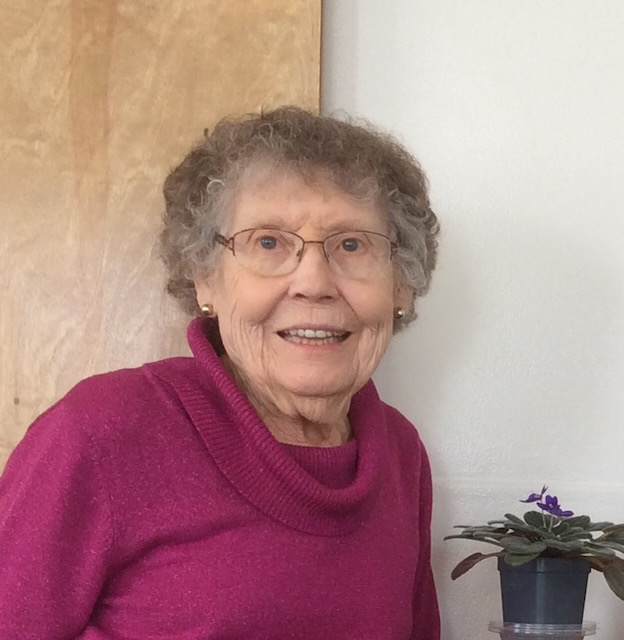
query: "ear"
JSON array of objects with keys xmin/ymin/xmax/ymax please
[
  {"xmin": 393, "ymin": 280, "xmax": 412, "ymax": 312},
  {"xmin": 193, "ymin": 276, "xmax": 217, "ymax": 310}
]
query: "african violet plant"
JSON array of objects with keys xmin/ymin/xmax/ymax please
[{"xmin": 444, "ymin": 486, "xmax": 624, "ymax": 600}]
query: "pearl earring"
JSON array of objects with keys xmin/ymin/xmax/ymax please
[{"xmin": 200, "ymin": 303, "xmax": 215, "ymax": 317}]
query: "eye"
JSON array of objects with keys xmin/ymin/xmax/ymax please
[
  {"xmin": 341, "ymin": 238, "xmax": 361, "ymax": 252},
  {"xmin": 258, "ymin": 235, "xmax": 278, "ymax": 250}
]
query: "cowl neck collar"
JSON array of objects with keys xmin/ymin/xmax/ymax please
[{"xmin": 179, "ymin": 318, "xmax": 388, "ymax": 536}]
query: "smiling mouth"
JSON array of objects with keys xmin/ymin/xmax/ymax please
[{"xmin": 277, "ymin": 328, "xmax": 351, "ymax": 345}]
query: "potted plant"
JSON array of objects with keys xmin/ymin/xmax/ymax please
[{"xmin": 444, "ymin": 486, "xmax": 624, "ymax": 625}]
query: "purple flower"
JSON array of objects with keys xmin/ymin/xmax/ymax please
[
  {"xmin": 537, "ymin": 494, "xmax": 574, "ymax": 518},
  {"xmin": 520, "ymin": 485, "xmax": 547, "ymax": 503}
]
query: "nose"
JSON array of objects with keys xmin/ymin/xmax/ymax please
[{"xmin": 287, "ymin": 241, "xmax": 338, "ymax": 301}]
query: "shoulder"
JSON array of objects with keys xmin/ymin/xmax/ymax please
[
  {"xmin": 24, "ymin": 356, "xmax": 199, "ymax": 448},
  {"xmin": 379, "ymin": 400, "xmax": 434, "ymax": 502},
  {"xmin": 3, "ymin": 356, "xmax": 207, "ymax": 511},
  {"xmin": 69, "ymin": 356, "xmax": 195, "ymax": 408},
  {"xmin": 381, "ymin": 401, "xmax": 427, "ymax": 455},
  {"xmin": 65, "ymin": 356, "xmax": 196, "ymax": 405}
]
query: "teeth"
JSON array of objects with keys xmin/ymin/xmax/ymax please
[{"xmin": 285, "ymin": 329, "xmax": 344, "ymax": 339}]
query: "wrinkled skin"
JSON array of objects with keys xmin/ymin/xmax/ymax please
[{"xmin": 194, "ymin": 172, "xmax": 409, "ymax": 446}]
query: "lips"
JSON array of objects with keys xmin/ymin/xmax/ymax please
[{"xmin": 277, "ymin": 327, "xmax": 351, "ymax": 344}]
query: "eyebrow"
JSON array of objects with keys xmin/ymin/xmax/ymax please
[{"xmin": 242, "ymin": 217, "xmax": 386, "ymax": 235}]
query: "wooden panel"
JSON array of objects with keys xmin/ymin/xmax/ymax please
[{"xmin": 0, "ymin": 0, "xmax": 321, "ymax": 469}]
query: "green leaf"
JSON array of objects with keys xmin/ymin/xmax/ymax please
[
  {"xmin": 601, "ymin": 541, "xmax": 624, "ymax": 555},
  {"xmin": 484, "ymin": 523, "xmax": 515, "ymax": 534},
  {"xmin": 552, "ymin": 521, "xmax": 571, "ymax": 536},
  {"xmin": 451, "ymin": 525, "xmax": 506, "ymax": 535},
  {"xmin": 495, "ymin": 518, "xmax": 528, "ymax": 530},
  {"xmin": 500, "ymin": 512, "xmax": 560, "ymax": 539},
  {"xmin": 588, "ymin": 521, "xmax": 614, "ymax": 532},
  {"xmin": 450, "ymin": 551, "xmax": 501, "ymax": 580},
  {"xmin": 503, "ymin": 552, "xmax": 542, "ymax": 566},
  {"xmin": 604, "ymin": 558, "xmax": 624, "ymax": 600},
  {"xmin": 445, "ymin": 528, "xmax": 507, "ymax": 540},
  {"xmin": 509, "ymin": 525, "xmax": 540, "ymax": 535},
  {"xmin": 563, "ymin": 515, "xmax": 591, "ymax": 530},
  {"xmin": 524, "ymin": 511, "xmax": 545, "ymax": 528},
  {"xmin": 544, "ymin": 539, "xmax": 586, "ymax": 552},
  {"xmin": 463, "ymin": 526, "xmax": 504, "ymax": 534},
  {"xmin": 582, "ymin": 543, "xmax": 616, "ymax": 558},
  {"xmin": 505, "ymin": 513, "xmax": 528, "ymax": 526},
  {"xmin": 559, "ymin": 529, "xmax": 594, "ymax": 541},
  {"xmin": 443, "ymin": 534, "xmax": 504, "ymax": 547},
  {"xmin": 500, "ymin": 537, "xmax": 547, "ymax": 555}
]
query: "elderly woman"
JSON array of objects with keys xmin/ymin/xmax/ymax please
[{"xmin": 0, "ymin": 107, "xmax": 440, "ymax": 639}]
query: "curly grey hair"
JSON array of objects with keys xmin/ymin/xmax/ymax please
[{"xmin": 160, "ymin": 106, "xmax": 439, "ymax": 330}]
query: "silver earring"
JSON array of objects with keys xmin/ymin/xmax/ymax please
[
  {"xmin": 200, "ymin": 303, "xmax": 215, "ymax": 317},
  {"xmin": 394, "ymin": 308, "xmax": 405, "ymax": 320}
]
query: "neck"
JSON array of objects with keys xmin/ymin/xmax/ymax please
[
  {"xmin": 255, "ymin": 403, "xmax": 352, "ymax": 447},
  {"xmin": 221, "ymin": 354, "xmax": 352, "ymax": 447}
]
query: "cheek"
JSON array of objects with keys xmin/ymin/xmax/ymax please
[
  {"xmin": 214, "ymin": 280, "xmax": 282, "ymax": 364},
  {"xmin": 240, "ymin": 299, "xmax": 282, "ymax": 337},
  {"xmin": 216, "ymin": 271, "xmax": 280, "ymax": 327},
  {"xmin": 217, "ymin": 302, "xmax": 279, "ymax": 382},
  {"xmin": 350, "ymin": 280, "xmax": 395, "ymax": 325},
  {"xmin": 218, "ymin": 300, "xmax": 268, "ymax": 355},
  {"xmin": 352, "ymin": 281, "xmax": 396, "ymax": 346}
]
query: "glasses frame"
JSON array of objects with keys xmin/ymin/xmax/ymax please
[{"xmin": 215, "ymin": 227, "xmax": 398, "ymax": 276}]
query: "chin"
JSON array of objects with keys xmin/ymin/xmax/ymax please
[{"xmin": 279, "ymin": 373, "xmax": 358, "ymax": 399}]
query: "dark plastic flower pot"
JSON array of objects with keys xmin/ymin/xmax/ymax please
[{"xmin": 498, "ymin": 557, "xmax": 591, "ymax": 624}]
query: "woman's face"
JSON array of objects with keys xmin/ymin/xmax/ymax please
[{"xmin": 195, "ymin": 172, "xmax": 408, "ymax": 409}]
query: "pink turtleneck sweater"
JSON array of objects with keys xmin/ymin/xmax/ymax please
[{"xmin": 0, "ymin": 319, "xmax": 439, "ymax": 639}]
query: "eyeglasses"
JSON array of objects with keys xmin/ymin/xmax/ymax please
[{"xmin": 215, "ymin": 228, "xmax": 397, "ymax": 278}]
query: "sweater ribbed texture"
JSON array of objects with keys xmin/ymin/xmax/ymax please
[{"xmin": 281, "ymin": 440, "xmax": 357, "ymax": 489}]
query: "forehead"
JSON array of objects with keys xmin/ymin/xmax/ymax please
[{"xmin": 227, "ymin": 169, "xmax": 388, "ymax": 234}]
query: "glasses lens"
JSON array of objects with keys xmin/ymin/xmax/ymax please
[
  {"xmin": 324, "ymin": 231, "xmax": 392, "ymax": 278},
  {"xmin": 232, "ymin": 228, "xmax": 301, "ymax": 275}
]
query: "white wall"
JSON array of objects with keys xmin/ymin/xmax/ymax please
[{"xmin": 322, "ymin": 2, "xmax": 624, "ymax": 638}]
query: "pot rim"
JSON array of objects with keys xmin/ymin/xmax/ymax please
[{"xmin": 497, "ymin": 556, "xmax": 592, "ymax": 574}]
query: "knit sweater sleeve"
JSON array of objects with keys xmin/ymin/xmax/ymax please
[
  {"xmin": 410, "ymin": 441, "xmax": 440, "ymax": 640},
  {"xmin": 0, "ymin": 399, "xmax": 114, "ymax": 639}
]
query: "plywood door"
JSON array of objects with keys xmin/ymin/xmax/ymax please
[{"xmin": 0, "ymin": 0, "xmax": 321, "ymax": 470}]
